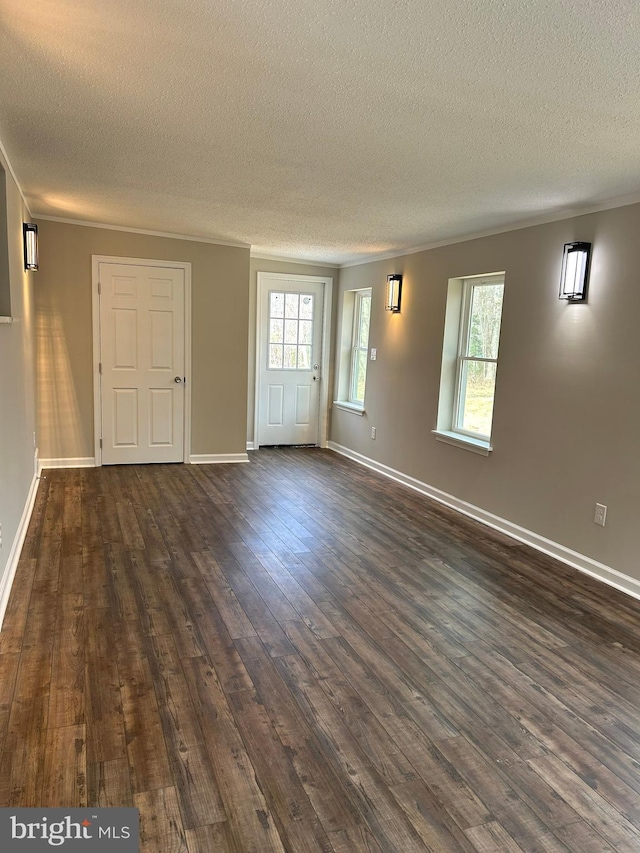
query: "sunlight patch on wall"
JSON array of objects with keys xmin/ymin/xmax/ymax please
[{"xmin": 37, "ymin": 309, "xmax": 87, "ymax": 458}]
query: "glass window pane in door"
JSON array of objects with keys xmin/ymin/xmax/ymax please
[
  {"xmin": 270, "ymin": 292, "xmax": 284, "ymax": 318},
  {"xmin": 300, "ymin": 294, "xmax": 314, "ymax": 319},
  {"xmin": 298, "ymin": 320, "xmax": 312, "ymax": 344},
  {"xmin": 269, "ymin": 318, "xmax": 283, "ymax": 343},
  {"xmin": 285, "ymin": 293, "xmax": 299, "ymax": 318},
  {"xmin": 298, "ymin": 346, "xmax": 311, "ymax": 369},
  {"xmin": 284, "ymin": 319, "xmax": 298, "ymax": 344},
  {"xmin": 283, "ymin": 345, "xmax": 297, "ymax": 368},
  {"xmin": 269, "ymin": 345, "xmax": 283, "ymax": 368}
]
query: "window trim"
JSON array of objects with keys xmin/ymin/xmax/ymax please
[
  {"xmin": 451, "ymin": 278, "xmax": 502, "ymax": 441},
  {"xmin": 335, "ymin": 287, "xmax": 372, "ymax": 414},
  {"xmin": 348, "ymin": 289, "xmax": 371, "ymax": 406},
  {"xmin": 435, "ymin": 271, "xmax": 504, "ymax": 454}
]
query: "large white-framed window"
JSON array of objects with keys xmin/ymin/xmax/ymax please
[
  {"xmin": 349, "ymin": 289, "xmax": 371, "ymax": 405},
  {"xmin": 435, "ymin": 272, "xmax": 504, "ymax": 454},
  {"xmin": 334, "ymin": 287, "xmax": 372, "ymax": 414}
]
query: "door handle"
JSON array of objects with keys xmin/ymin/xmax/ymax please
[{"xmin": 174, "ymin": 376, "xmax": 183, "ymax": 383}]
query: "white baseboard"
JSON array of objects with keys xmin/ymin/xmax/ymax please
[
  {"xmin": 246, "ymin": 442, "xmax": 256, "ymax": 451},
  {"xmin": 0, "ymin": 457, "xmax": 40, "ymax": 630},
  {"xmin": 328, "ymin": 441, "xmax": 640, "ymax": 603},
  {"xmin": 39, "ymin": 457, "xmax": 95, "ymax": 471},
  {"xmin": 190, "ymin": 453, "xmax": 249, "ymax": 464}
]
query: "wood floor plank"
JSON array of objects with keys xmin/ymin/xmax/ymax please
[
  {"xmin": 457, "ymin": 642, "xmax": 640, "ymax": 821},
  {"xmin": 144, "ymin": 633, "xmax": 226, "ymax": 829},
  {"xmin": 270, "ymin": 649, "xmax": 431, "ymax": 852},
  {"xmin": 136, "ymin": 786, "xmax": 189, "ymax": 853},
  {"xmin": 181, "ymin": 655, "xmax": 286, "ymax": 852},
  {"xmin": 0, "ymin": 559, "xmax": 38, "ymax": 655},
  {"xmin": 551, "ymin": 821, "xmax": 618, "ymax": 853},
  {"xmin": 227, "ymin": 687, "xmax": 334, "ymax": 851},
  {"xmin": 326, "ymin": 825, "xmax": 385, "ymax": 853},
  {"xmin": 179, "ymin": 577, "xmax": 254, "ymax": 694},
  {"xmin": 252, "ymin": 550, "xmax": 340, "ymax": 639},
  {"xmin": 390, "ymin": 777, "xmax": 479, "ymax": 852},
  {"xmin": 527, "ymin": 754, "xmax": 640, "ymax": 850},
  {"xmin": 115, "ymin": 628, "xmax": 173, "ymax": 795},
  {"xmin": 82, "ymin": 547, "xmax": 110, "ymax": 610},
  {"xmin": 320, "ymin": 635, "xmax": 457, "ymax": 775},
  {"xmin": 41, "ymin": 723, "xmax": 86, "ymax": 807},
  {"xmin": 435, "ymin": 736, "xmax": 569, "ymax": 852},
  {"xmin": 212, "ymin": 553, "xmax": 296, "ymax": 657},
  {"xmin": 84, "ymin": 607, "xmax": 126, "ymax": 763},
  {"xmin": 48, "ymin": 592, "xmax": 84, "ymax": 728},
  {"xmin": 464, "ymin": 820, "xmax": 527, "ymax": 852},
  {"xmin": 232, "ymin": 630, "xmax": 364, "ymax": 837},
  {"xmin": 319, "ymin": 616, "xmax": 459, "ymax": 744},
  {"xmin": 190, "ymin": 550, "xmax": 257, "ymax": 640},
  {"xmin": 0, "ymin": 695, "xmax": 49, "ymax": 806},
  {"xmin": 3, "ymin": 449, "xmax": 640, "ymax": 851},
  {"xmin": 18, "ymin": 476, "xmax": 48, "ymax": 562},
  {"xmin": 185, "ymin": 822, "xmax": 240, "ymax": 853},
  {"xmin": 87, "ymin": 758, "xmax": 133, "ymax": 807}
]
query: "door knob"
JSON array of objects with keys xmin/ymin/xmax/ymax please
[{"xmin": 174, "ymin": 376, "xmax": 183, "ymax": 383}]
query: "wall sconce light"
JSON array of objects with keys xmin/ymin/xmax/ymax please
[
  {"xmin": 559, "ymin": 241, "xmax": 591, "ymax": 301},
  {"xmin": 386, "ymin": 274, "xmax": 402, "ymax": 312},
  {"xmin": 23, "ymin": 223, "xmax": 39, "ymax": 271}
]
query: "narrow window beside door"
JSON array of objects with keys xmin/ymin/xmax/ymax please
[
  {"xmin": 349, "ymin": 290, "xmax": 371, "ymax": 405},
  {"xmin": 334, "ymin": 287, "xmax": 372, "ymax": 414}
]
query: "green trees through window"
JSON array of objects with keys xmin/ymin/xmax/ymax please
[{"xmin": 349, "ymin": 290, "xmax": 371, "ymax": 404}]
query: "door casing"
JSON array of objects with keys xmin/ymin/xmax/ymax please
[
  {"xmin": 255, "ymin": 272, "xmax": 333, "ymax": 449},
  {"xmin": 92, "ymin": 255, "xmax": 192, "ymax": 466}
]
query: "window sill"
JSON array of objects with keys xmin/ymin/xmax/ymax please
[
  {"xmin": 333, "ymin": 401, "xmax": 365, "ymax": 416},
  {"xmin": 432, "ymin": 429, "xmax": 492, "ymax": 456},
  {"xmin": 0, "ymin": 316, "xmax": 13, "ymax": 324}
]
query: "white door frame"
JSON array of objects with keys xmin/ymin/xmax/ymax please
[
  {"xmin": 91, "ymin": 255, "xmax": 192, "ymax": 466},
  {"xmin": 255, "ymin": 272, "xmax": 333, "ymax": 449}
]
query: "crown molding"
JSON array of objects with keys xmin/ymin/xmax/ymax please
[
  {"xmin": 0, "ymin": 136, "xmax": 32, "ymax": 217},
  {"xmin": 250, "ymin": 251, "xmax": 340, "ymax": 269},
  {"xmin": 33, "ymin": 215, "xmax": 251, "ymax": 249},
  {"xmin": 339, "ymin": 192, "xmax": 640, "ymax": 269}
]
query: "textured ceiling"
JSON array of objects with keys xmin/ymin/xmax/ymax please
[{"xmin": 1, "ymin": 0, "xmax": 640, "ymax": 264}]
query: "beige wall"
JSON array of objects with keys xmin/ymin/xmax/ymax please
[
  {"xmin": 247, "ymin": 257, "xmax": 338, "ymax": 446},
  {"xmin": 35, "ymin": 220, "xmax": 250, "ymax": 459},
  {"xmin": 332, "ymin": 203, "xmax": 640, "ymax": 580},
  {"xmin": 0, "ymin": 152, "xmax": 37, "ymax": 592}
]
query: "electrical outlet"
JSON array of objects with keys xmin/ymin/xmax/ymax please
[
  {"xmin": 371, "ymin": 427, "xmax": 376, "ymax": 439},
  {"xmin": 594, "ymin": 503, "xmax": 607, "ymax": 527},
  {"xmin": 370, "ymin": 348, "xmax": 377, "ymax": 361}
]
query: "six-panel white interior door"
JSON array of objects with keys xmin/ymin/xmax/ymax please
[
  {"xmin": 98, "ymin": 261, "xmax": 186, "ymax": 464},
  {"xmin": 258, "ymin": 279, "xmax": 325, "ymax": 446}
]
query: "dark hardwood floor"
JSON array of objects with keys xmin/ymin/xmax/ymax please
[{"xmin": 2, "ymin": 448, "xmax": 640, "ymax": 851}]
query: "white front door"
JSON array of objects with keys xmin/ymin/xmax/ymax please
[
  {"xmin": 258, "ymin": 279, "xmax": 325, "ymax": 446},
  {"xmin": 98, "ymin": 261, "xmax": 185, "ymax": 464}
]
